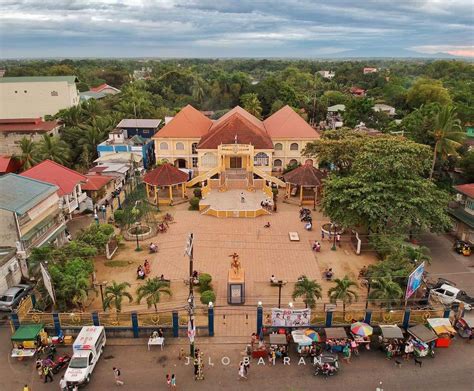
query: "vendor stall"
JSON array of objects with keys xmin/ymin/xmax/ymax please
[
  {"xmin": 269, "ymin": 333, "xmax": 288, "ymax": 360},
  {"xmin": 10, "ymin": 324, "xmax": 45, "ymax": 359},
  {"xmin": 291, "ymin": 330, "xmax": 313, "ymax": 356},
  {"xmin": 324, "ymin": 327, "xmax": 349, "ymax": 353},
  {"xmin": 379, "ymin": 325, "xmax": 405, "ymax": 357},
  {"xmin": 455, "ymin": 314, "xmax": 474, "ymax": 339},
  {"xmin": 427, "ymin": 318, "xmax": 456, "ymax": 347},
  {"xmin": 407, "ymin": 324, "xmax": 437, "ymax": 358}
]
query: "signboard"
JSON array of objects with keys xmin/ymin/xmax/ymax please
[
  {"xmin": 405, "ymin": 262, "xmax": 425, "ymax": 300},
  {"xmin": 324, "ymin": 304, "xmax": 336, "ymax": 312},
  {"xmin": 271, "ymin": 308, "xmax": 311, "ymax": 327},
  {"xmin": 40, "ymin": 263, "xmax": 56, "ymax": 304}
]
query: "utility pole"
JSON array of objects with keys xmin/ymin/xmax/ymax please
[{"xmin": 185, "ymin": 233, "xmax": 195, "ymax": 358}]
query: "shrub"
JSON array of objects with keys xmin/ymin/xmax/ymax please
[
  {"xmin": 189, "ymin": 197, "xmax": 200, "ymax": 210},
  {"xmin": 114, "ymin": 210, "xmax": 125, "ymax": 225},
  {"xmin": 200, "ymin": 290, "xmax": 216, "ymax": 305},
  {"xmin": 198, "ymin": 273, "xmax": 212, "ymax": 292},
  {"xmin": 193, "ymin": 188, "xmax": 202, "ymax": 199}
]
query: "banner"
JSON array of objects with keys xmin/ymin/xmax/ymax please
[
  {"xmin": 405, "ymin": 262, "xmax": 425, "ymax": 300},
  {"xmin": 271, "ymin": 308, "xmax": 311, "ymax": 327},
  {"xmin": 40, "ymin": 263, "xmax": 56, "ymax": 304},
  {"xmin": 187, "ymin": 319, "xmax": 195, "ymax": 343}
]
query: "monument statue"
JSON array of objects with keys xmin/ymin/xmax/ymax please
[{"xmin": 229, "ymin": 252, "xmax": 241, "ymax": 274}]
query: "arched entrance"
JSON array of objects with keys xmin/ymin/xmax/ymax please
[{"xmin": 174, "ymin": 158, "xmax": 187, "ymax": 168}]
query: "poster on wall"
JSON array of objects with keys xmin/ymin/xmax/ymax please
[
  {"xmin": 405, "ymin": 262, "xmax": 425, "ymax": 300},
  {"xmin": 271, "ymin": 308, "xmax": 311, "ymax": 327}
]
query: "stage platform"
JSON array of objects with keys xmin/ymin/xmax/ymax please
[{"xmin": 199, "ymin": 189, "xmax": 271, "ymax": 218}]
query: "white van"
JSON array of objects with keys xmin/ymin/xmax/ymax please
[{"xmin": 64, "ymin": 326, "xmax": 106, "ymax": 388}]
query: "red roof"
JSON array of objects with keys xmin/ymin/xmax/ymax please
[
  {"xmin": 0, "ymin": 156, "xmax": 21, "ymax": 174},
  {"xmin": 0, "ymin": 118, "xmax": 59, "ymax": 133},
  {"xmin": 455, "ymin": 184, "xmax": 474, "ymax": 199},
  {"xmin": 198, "ymin": 107, "xmax": 273, "ymax": 149},
  {"xmin": 264, "ymin": 105, "xmax": 320, "ymax": 139},
  {"xmin": 350, "ymin": 87, "xmax": 366, "ymax": 95},
  {"xmin": 143, "ymin": 163, "xmax": 189, "ymax": 186},
  {"xmin": 89, "ymin": 83, "xmax": 119, "ymax": 93},
  {"xmin": 282, "ymin": 162, "xmax": 327, "ymax": 186},
  {"xmin": 21, "ymin": 160, "xmax": 87, "ymax": 196},
  {"xmin": 81, "ymin": 174, "xmax": 114, "ymax": 191},
  {"xmin": 154, "ymin": 105, "xmax": 212, "ymax": 138}
]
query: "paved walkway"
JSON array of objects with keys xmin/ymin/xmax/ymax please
[{"xmin": 201, "ymin": 189, "xmax": 269, "ymax": 211}]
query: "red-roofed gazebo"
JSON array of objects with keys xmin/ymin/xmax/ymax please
[
  {"xmin": 282, "ymin": 162, "xmax": 327, "ymax": 206},
  {"xmin": 143, "ymin": 163, "xmax": 189, "ymax": 205}
]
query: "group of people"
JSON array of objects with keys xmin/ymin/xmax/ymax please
[
  {"xmin": 260, "ymin": 198, "xmax": 274, "ymax": 211},
  {"xmin": 149, "ymin": 242, "xmax": 158, "ymax": 253},
  {"xmin": 312, "ymin": 240, "xmax": 321, "ymax": 252},
  {"xmin": 323, "ymin": 268, "xmax": 334, "ymax": 281},
  {"xmin": 378, "ymin": 336, "xmax": 414, "ymax": 360},
  {"xmin": 35, "ymin": 357, "xmax": 54, "ymax": 384},
  {"xmin": 137, "ymin": 260, "xmax": 151, "ymax": 279}
]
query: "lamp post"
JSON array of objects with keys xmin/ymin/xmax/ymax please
[
  {"xmin": 134, "ymin": 221, "xmax": 141, "ymax": 251},
  {"xmin": 331, "ymin": 222, "xmax": 337, "ymax": 251},
  {"xmin": 276, "ymin": 280, "xmax": 287, "ymax": 308},
  {"xmin": 313, "ymin": 187, "xmax": 317, "ymax": 211},
  {"xmin": 95, "ymin": 280, "xmax": 108, "ymax": 311}
]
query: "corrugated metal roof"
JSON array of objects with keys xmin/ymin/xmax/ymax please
[
  {"xmin": 117, "ymin": 119, "xmax": 161, "ymax": 128},
  {"xmin": 0, "ymin": 174, "xmax": 58, "ymax": 214},
  {"xmin": 0, "ymin": 76, "xmax": 78, "ymax": 84}
]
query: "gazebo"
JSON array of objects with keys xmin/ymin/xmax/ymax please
[
  {"xmin": 283, "ymin": 162, "xmax": 327, "ymax": 206},
  {"xmin": 143, "ymin": 163, "xmax": 189, "ymax": 206}
]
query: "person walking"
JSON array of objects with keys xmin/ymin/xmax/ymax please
[
  {"xmin": 113, "ymin": 367, "xmax": 124, "ymax": 386},
  {"xmin": 238, "ymin": 362, "xmax": 247, "ymax": 380},
  {"xmin": 166, "ymin": 374, "xmax": 171, "ymax": 388},
  {"xmin": 342, "ymin": 343, "xmax": 351, "ymax": 364},
  {"xmin": 43, "ymin": 365, "xmax": 53, "ymax": 383},
  {"xmin": 171, "ymin": 374, "xmax": 176, "ymax": 389},
  {"xmin": 22, "ymin": 385, "xmax": 30, "ymax": 391},
  {"xmin": 59, "ymin": 375, "xmax": 68, "ymax": 391}
]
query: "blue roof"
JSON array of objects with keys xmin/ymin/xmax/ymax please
[{"xmin": 0, "ymin": 174, "xmax": 58, "ymax": 215}]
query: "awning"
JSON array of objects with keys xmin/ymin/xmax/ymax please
[
  {"xmin": 408, "ymin": 324, "xmax": 438, "ymax": 343},
  {"xmin": 11, "ymin": 324, "xmax": 44, "ymax": 341},
  {"xmin": 324, "ymin": 327, "xmax": 348, "ymax": 339},
  {"xmin": 380, "ymin": 325, "xmax": 405, "ymax": 339},
  {"xmin": 291, "ymin": 331, "xmax": 313, "ymax": 346},
  {"xmin": 427, "ymin": 318, "xmax": 456, "ymax": 335},
  {"xmin": 269, "ymin": 334, "xmax": 287, "ymax": 345}
]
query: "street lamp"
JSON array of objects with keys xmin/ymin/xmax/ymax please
[
  {"xmin": 331, "ymin": 222, "xmax": 337, "ymax": 251},
  {"xmin": 275, "ymin": 280, "xmax": 287, "ymax": 308},
  {"xmin": 134, "ymin": 221, "xmax": 141, "ymax": 251},
  {"xmin": 288, "ymin": 302, "xmax": 293, "ymax": 308},
  {"xmin": 95, "ymin": 280, "xmax": 108, "ymax": 311}
]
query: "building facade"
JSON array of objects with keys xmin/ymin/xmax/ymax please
[
  {"xmin": 0, "ymin": 247, "xmax": 25, "ymax": 294},
  {"xmin": 0, "ymin": 76, "xmax": 79, "ymax": 119},
  {"xmin": 449, "ymin": 184, "xmax": 474, "ymax": 244}
]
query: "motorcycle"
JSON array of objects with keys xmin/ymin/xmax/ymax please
[
  {"xmin": 313, "ymin": 353, "xmax": 339, "ymax": 378},
  {"xmin": 51, "ymin": 354, "xmax": 71, "ymax": 374},
  {"xmin": 149, "ymin": 243, "xmax": 158, "ymax": 253}
]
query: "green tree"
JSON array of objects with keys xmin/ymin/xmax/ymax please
[
  {"xmin": 327, "ymin": 276, "xmax": 359, "ymax": 316},
  {"xmin": 240, "ymin": 93, "xmax": 262, "ymax": 119},
  {"xmin": 406, "ymin": 78, "xmax": 452, "ymax": 109},
  {"xmin": 76, "ymin": 224, "xmax": 115, "ymax": 252},
  {"xmin": 343, "ymin": 97, "xmax": 374, "ymax": 128},
  {"xmin": 103, "ymin": 281, "xmax": 133, "ymax": 313},
  {"xmin": 368, "ymin": 277, "xmax": 403, "ymax": 309},
  {"xmin": 35, "ymin": 135, "xmax": 71, "ymax": 165},
  {"xmin": 459, "ymin": 151, "xmax": 474, "ymax": 182},
  {"xmin": 429, "ymin": 106, "xmax": 465, "ymax": 179},
  {"xmin": 56, "ymin": 105, "xmax": 84, "ymax": 127},
  {"xmin": 292, "ymin": 275, "xmax": 322, "ymax": 309},
  {"xmin": 14, "ymin": 137, "xmax": 39, "ymax": 171},
  {"xmin": 136, "ymin": 277, "xmax": 172, "ymax": 312}
]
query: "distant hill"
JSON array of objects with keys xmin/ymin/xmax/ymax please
[{"xmin": 323, "ymin": 47, "xmax": 461, "ymax": 59}]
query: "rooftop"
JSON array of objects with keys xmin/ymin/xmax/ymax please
[
  {"xmin": 0, "ymin": 247, "xmax": 17, "ymax": 268},
  {"xmin": 0, "ymin": 76, "xmax": 78, "ymax": 85},
  {"xmin": 455, "ymin": 183, "xmax": 474, "ymax": 199},
  {"xmin": 282, "ymin": 162, "xmax": 327, "ymax": 186},
  {"xmin": 327, "ymin": 104, "xmax": 346, "ymax": 112},
  {"xmin": 81, "ymin": 174, "xmax": 114, "ymax": 191},
  {"xmin": 117, "ymin": 119, "xmax": 162, "ymax": 129},
  {"xmin": 0, "ymin": 174, "xmax": 58, "ymax": 214},
  {"xmin": 0, "ymin": 156, "xmax": 21, "ymax": 174},
  {"xmin": 21, "ymin": 160, "xmax": 87, "ymax": 197},
  {"xmin": 264, "ymin": 105, "xmax": 320, "ymax": 139},
  {"xmin": 0, "ymin": 118, "xmax": 59, "ymax": 133},
  {"xmin": 155, "ymin": 105, "xmax": 212, "ymax": 138},
  {"xmin": 143, "ymin": 163, "xmax": 189, "ymax": 186},
  {"xmin": 90, "ymin": 83, "xmax": 120, "ymax": 93}
]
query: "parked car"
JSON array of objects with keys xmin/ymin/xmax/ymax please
[
  {"xmin": 0, "ymin": 284, "xmax": 33, "ymax": 311},
  {"xmin": 429, "ymin": 284, "xmax": 473, "ymax": 311}
]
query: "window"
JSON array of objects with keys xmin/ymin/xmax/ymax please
[
  {"xmin": 290, "ymin": 143, "xmax": 299, "ymax": 151},
  {"xmin": 466, "ymin": 198, "xmax": 474, "ymax": 211},
  {"xmin": 24, "ymin": 90, "xmax": 27, "ymax": 93},
  {"xmin": 51, "ymin": 91, "xmax": 58, "ymax": 96},
  {"xmin": 289, "ymin": 159, "xmax": 298, "ymax": 165},
  {"xmin": 254, "ymin": 152, "xmax": 269, "ymax": 166},
  {"xmin": 14, "ymin": 90, "xmax": 18, "ymax": 94},
  {"xmin": 143, "ymin": 129, "xmax": 150, "ymax": 134},
  {"xmin": 273, "ymin": 159, "xmax": 283, "ymax": 167},
  {"xmin": 202, "ymin": 152, "xmax": 217, "ymax": 167},
  {"xmin": 305, "ymin": 159, "xmax": 314, "ymax": 165},
  {"xmin": 176, "ymin": 142, "xmax": 185, "ymax": 150},
  {"xmin": 160, "ymin": 142, "xmax": 168, "ymax": 150},
  {"xmin": 192, "ymin": 157, "xmax": 198, "ymax": 168},
  {"xmin": 191, "ymin": 143, "xmax": 198, "ymax": 154},
  {"xmin": 274, "ymin": 143, "xmax": 283, "ymax": 150}
]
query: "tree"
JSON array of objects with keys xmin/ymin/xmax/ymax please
[
  {"xmin": 14, "ymin": 137, "xmax": 39, "ymax": 171},
  {"xmin": 136, "ymin": 277, "xmax": 171, "ymax": 312},
  {"xmin": 35, "ymin": 135, "xmax": 71, "ymax": 165},
  {"xmin": 240, "ymin": 93, "xmax": 262, "ymax": 119},
  {"xmin": 401, "ymin": 103, "xmax": 440, "ymax": 145},
  {"xmin": 103, "ymin": 281, "xmax": 133, "ymax": 313},
  {"xmin": 429, "ymin": 106, "xmax": 465, "ymax": 179},
  {"xmin": 292, "ymin": 275, "xmax": 322, "ymax": 309},
  {"xmin": 406, "ymin": 78, "xmax": 452, "ymax": 109},
  {"xmin": 56, "ymin": 105, "xmax": 83, "ymax": 127},
  {"xmin": 368, "ymin": 277, "xmax": 403, "ymax": 309},
  {"xmin": 327, "ymin": 276, "xmax": 359, "ymax": 316},
  {"xmin": 460, "ymin": 151, "xmax": 474, "ymax": 182},
  {"xmin": 343, "ymin": 97, "xmax": 374, "ymax": 128},
  {"xmin": 76, "ymin": 224, "xmax": 115, "ymax": 252}
]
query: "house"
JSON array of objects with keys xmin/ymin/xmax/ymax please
[
  {"xmin": 81, "ymin": 174, "xmax": 116, "ymax": 206},
  {"xmin": 449, "ymin": 184, "xmax": 474, "ymax": 244},
  {"xmin": 0, "ymin": 174, "xmax": 67, "ymax": 257},
  {"xmin": 116, "ymin": 119, "xmax": 161, "ymax": 139},
  {"xmin": 0, "ymin": 76, "xmax": 79, "ymax": 119},
  {"xmin": 0, "ymin": 118, "xmax": 61, "ymax": 155},
  {"xmin": 326, "ymin": 105, "xmax": 346, "ymax": 129},
  {"xmin": 0, "ymin": 156, "xmax": 21, "ymax": 175},
  {"xmin": 317, "ymin": 70, "xmax": 335, "ymax": 79},
  {"xmin": 21, "ymin": 160, "xmax": 89, "ymax": 220},
  {"xmin": 350, "ymin": 87, "xmax": 366, "ymax": 97},
  {"xmin": 79, "ymin": 91, "xmax": 108, "ymax": 102},
  {"xmin": 152, "ymin": 104, "xmax": 320, "ymax": 175},
  {"xmin": 0, "ymin": 69, "xmax": 6, "ymax": 78},
  {"xmin": 90, "ymin": 83, "xmax": 121, "ymax": 95},
  {"xmin": 373, "ymin": 104, "xmax": 396, "ymax": 116},
  {"xmin": 0, "ymin": 247, "xmax": 27, "ymax": 293},
  {"xmin": 133, "ymin": 67, "xmax": 152, "ymax": 81},
  {"xmin": 363, "ymin": 67, "xmax": 378, "ymax": 74}
]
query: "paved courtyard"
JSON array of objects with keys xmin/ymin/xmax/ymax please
[{"xmin": 200, "ymin": 189, "xmax": 270, "ymax": 211}]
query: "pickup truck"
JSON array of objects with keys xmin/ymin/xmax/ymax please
[{"xmin": 429, "ymin": 284, "xmax": 474, "ymax": 311}]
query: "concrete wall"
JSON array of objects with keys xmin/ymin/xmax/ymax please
[
  {"xmin": 0, "ymin": 255, "xmax": 22, "ymax": 294},
  {"xmin": 0, "ymin": 128, "xmax": 59, "ymax": 155},
  {"xmin": 0, "ymin": 209, "xmax": 18, "ymax": 248}
]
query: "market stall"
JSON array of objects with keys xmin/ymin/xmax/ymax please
[
  {"xmin": 324, "ymin": 327, "xmax": 349, "ymax": 353},
  {"xmin": 427, "ymin": 318, "xmax": 456, "ymax": 347},
  {"xmin": 269, "ymin": 333, "xmax": 289, "ymax": 360},
  {"xmin": 291, "ymin": 330, "xmax": 316, "ymax": 356},
  {"xmin": 10, "ymin": 324, "xmax": 46, "ymax": 359},
  {"xmin": 379, "ymin": 325, "xmax": 405, "ymax": 357},
  {"xmin": 407, "ymin": 324, "xmax": 437, "ymax": 358},
  {"xmin": 455, "ymin": 314, "xmax": 474, "ymax": 339}
]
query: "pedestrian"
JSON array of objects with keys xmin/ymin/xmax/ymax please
[
  {"xmin": 113, "ymin": 367, "xmax": 124, "ymax": 386},
  {"xmin": 336, "ymin": 233, "xmax": 341, "ymax": 247},
  {"xmin": 43, "ymin": 365, "xmax": 53, "ymax": 383},
  {"xmin": 23, "ymin": 385, "xmax": 30, "ymax": 391},
  {"xmin": 342, "ymin": 343, "xmax": 351, "ymax": 364},
  {"xmin": 59, "ymin": 375, "xmax": 68, "ymax": 391},
  {"xmin": 238, "ymin": 362, "xmax": 247, "ymax": 380},
  {"xmin": 244, "ymin": 360, "xmax": 250, "ymax": 375},
  {"xmin": 240, "ymin": 192, "xmax": 245, "ymax": 203},
  {"xmin": 171, "ymin": 374, "xmax": 176, "ymax": 388},
  {"xmin": 321, "ymin": 229, "xmax": 325, "ymax": 239},
  {"xmin": 178, "ymin": 347, "xmax": 186, "ymax": 360},
  {"xmin": 166, "ymin": 374, "xmax": 171, "ymax": 387}
]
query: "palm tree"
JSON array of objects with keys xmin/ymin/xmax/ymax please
[
  {"xmin": 429, "ymin": 106, "xmax": 465, "ymax": 179},
  {"xmin": 368, "ymin": 276, "xmax": 403, "ymax": 309},
  {"xmin": 136, "ymin": 277, "xmax": 171, "ymax": 312},
  {"xmin": 240, "ymin": 93, "xmax": 262, "ymax": 119},
  {"xmin": 103, "ymin": 281, "xmax": 133, "ymax": 313},
  {"xmin": 404, "ymin": 244, "xmax": 431, "ymax": 265},
  {"xmin": 292, "ymin": 276, "xmax": 322, "ymax": 309},
  {"xmin": 70, "ymin": 276, "xmax": 91, "ymax": 311},
  {"xmin": 327, "ymin": 276, "xmax": 359, "ymax": 316},
  {"xmin": 35, "ymin": 135, "xmax": 71, "ymax": 165},
  {"xmin": 191, "ymin": 76, "xmax": 205, "ymax": 104},
  {"xmin": 56, "ymin": 105, "xmax": 83, "ymax": 127},
  {"xmin": 14, "ymin": 137, "xmax": 39, "ymax": 170}
]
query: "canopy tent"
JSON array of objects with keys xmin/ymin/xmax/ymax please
[
  {"xmin": 427, "ymin": 318, "xmax": 456, "ymax": 336},
  {"xmin": 269, "ymin": 334, "xmax": 288, "ymax": 345},
  {"xmin": 408, "ymin": 324, "xmax": 437, "ymax": 343},
  {"xmin": 282, "ymin": 162, "xmax": 327, "ymax": 206},
  {"xmin": 291, "ymin": 330, "xmax": 313, "ymax": 346},
  {"xmin": 143, "ymin": 163, "xmax": 189, "ymax": 206},
  {"xmin": 380, "ymin": 325, "xmax": 405, "ymax": 339},
  {"xmin": 11, "ymin": 324, "xmax": 44, "ymax": 341},
  {"xmin": 324, "ymin": 327, "xmax": 348, "ymax": 339}
]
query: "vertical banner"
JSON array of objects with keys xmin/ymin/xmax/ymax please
[
  {"xmin": 405, "ymin": 262, "xmax": 425, "ymax": 300},
  {"xmin": 40, "ymin": 262, "xmax": 56, "ymax": 304}
]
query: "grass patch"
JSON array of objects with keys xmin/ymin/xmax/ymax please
[{"xmin": 104, "ymin": 260, "xmax": 131, "ymax": 268}]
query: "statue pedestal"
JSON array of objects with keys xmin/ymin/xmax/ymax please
[{"xmin": 227, "ymin": 268, "xmax": 245, "ymax": 305}]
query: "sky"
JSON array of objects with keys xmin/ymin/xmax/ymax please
[{"xmin": 0, "ymin": 0, "xmax": 473, "ymax": 59}]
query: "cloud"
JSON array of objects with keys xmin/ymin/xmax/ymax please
[{"xmin": 0, "ymin": 0, "xmax": 473, "ymax": 58}]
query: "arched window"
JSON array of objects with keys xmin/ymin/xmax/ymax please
[
  {"xmin": 290, "ymin": 143, "xmax": 299, "ymax": 151},
  {"xmin": 274, "ymin": 143, "xmax": 283, "ymax": 150},
  {"xmin": 160, "ymin": 142, "xmax": 169, "ymax": 150},
  {"xmin": 254, "ymin": 152, "xmax": 269, "ymax": 166},
  {"xmin": 202, "ymin": 152, "xmax": 217, "ymax": 167},
  {"xmin": 273, "ymin": 159, "xmax": 283, "ymax": 167},
  {"xmin": 192, "ymin": 143, "xmax": 198, "ymax": 154},
  {"xmin": 305, "ymin": 159, "xmax": 314, "ymax": 165},
  {"xmin": 176, "ymin": 142, "xmax": 184, "ymax": 150},
  {"xmin": 289, "ymin": 159, "xmax": 298, "ymax": 165}
]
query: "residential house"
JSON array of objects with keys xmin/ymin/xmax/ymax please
[
  {"xmin": 0, "ymin": 174, "xmax": 67, "ymax": 257},
  {"xmin": 81, "ymin": 174, "xmax": 116, "ymax": 207},
  {"xmin": 133, "ymin": 67, "xmax": 152, "ymax": 81},
  {"xmin": 79, "ymin": 91, "xmax": 108, "ymax": 102},
  {"xmin": 0, "ymin": 76, "xmax": 79, "ymax": 119},
  {"xmin": 317, "ymin": 70, "xmax": 335, "ymax": 79},
  {"xmin": 449, "ymin": 184, "xmax": 474, "ymax": 244},
  {"xmin": 0, "ymin": 156, "xmax": 21, "ymax": 175},
  {"xmin": 326, "ymin": 104, "xmax": 345, "ymax": 129},
  {"xmin": 0, "ymin": 247, "xmax": 26, "ymax": 293},
  {"xmin": 116, "ymin": 119, "xmax": 161, "ymax": 139},
  {"xmin": 21, "ymin": 160, "xmax": 89, "ymax": 220},
  {"xmin": 79, "ymin": 83, "xmax": 121, "ymax": 102},
  {"xmin": 363, "ymin": 67, "xmax": 378, "ymax": 74},
  {"xmin": 0, "ymin": 118, "xmax": 61, "ymax": 155},
  {"xmin": 350, "ymin": 87, "xmax": 366, "ymax": 97},
  {"xmin": 373, "ymin": 104, "xmax": 396, "ymax": 116}
]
